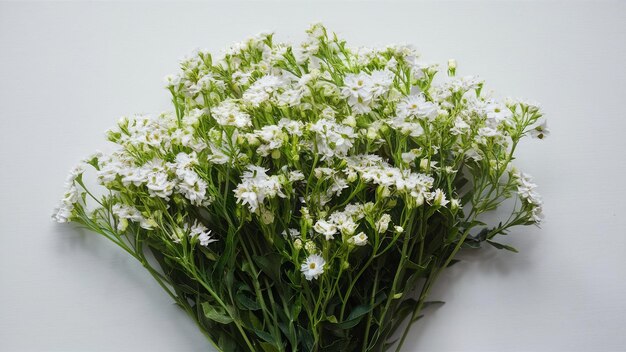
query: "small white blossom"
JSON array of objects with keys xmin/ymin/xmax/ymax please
[
  {"xmin": 210, "ymin": 99, "xmax": 251, "ymax": 128},
  {"xmin": 375, "ymin": 214, "xmax": 392, "ymax": 233},
  {"xmin": 52, "ymin": 185, "xmax": 80, "ymax": 223},
  {"xmin": 309, "ymin": 119, "xmax": 356, "ymax": 159},
  {"xmin": 431, "ymin": 189, "xmax": 448, "ymax": 207},
  {"xmin": 530, "ymin": 120, "xmax": 550, "ymax": 139},
  {"xmin": 348, "ymin": 232, "xmax": 369, "ymax": 246},
  {"xmin": 234, "ymin": 165, "xmax": 285, "ymax": 213},
  {"xmin": 188, "ymin": 221, "xmax": 217, "ymax": 246},
  {"xmin": 300, "ymin": 254, "xmax": 326, "ymax": 280},
  {"xmin": 396, "ymin": 94, "xmax": 438, "ymax": 120},
  {"xmin": 242, "ymin": 75, "xmax": 284, "ymax": 106},
  {"xmin": 112, "ymin": 203, "xmax": 155, "ymax": 231},
  {"xmin": 313, "ymin": 219, "xmax": 338, "ymax": 240}
]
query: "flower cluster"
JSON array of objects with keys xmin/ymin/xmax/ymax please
[
  {"xmin": 53, "ymin": 24, "xmax": 547, "ymax": 352},
  {"xmin": 234, "ymin": 165, "xmax": 285, "ymax": 213}
]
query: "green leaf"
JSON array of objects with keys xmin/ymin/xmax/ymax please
[
  {"xmin": 201, "ymin": 302, "xmax": 233, "ymax": 324},
  {"xmin": 218, "ymin": 331, "xmax": 238, "ymax": 352},
  {"xmin": 446, "ymin": 227, "xmax": 460, "ymax": 243},
  {"xmin": 254, "ymin": 329, "xmax": 280, "ymax": 350},
  {"xmin": 291, "ymin": 294, "xmax": 302, "ymax": 320},
  {"xmin": 235, "ymin": 292, "xmax": 261, "ymax": 311},
  {"xmin": 259, "ymin": 342, "xmax": 280, "ymax": 352},
  {"xmin": 253, "ymin": 253, "xmax": 282, "ymax": 282},
  {"xmin": 334, "ymin": 304, "xmax": 372, "ymax": 329},
  {"xmin": 299, "ymin": 327, "xmax": 314, "ymax": 351},
  {"xmin": 487, "ymin": 240, "xmax": 519, "ymax": 253},
  {"xmin": 247, "ymin": 310, "xmax": 262, "ymax": 330},
  {"xmin": 405, "ymin": 256, "xmax": 430, "ymax": 271}
]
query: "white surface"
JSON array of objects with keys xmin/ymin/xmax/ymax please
[{"xmin": 1, "ymin": 1, "xmax": 625, "ymax": 351}]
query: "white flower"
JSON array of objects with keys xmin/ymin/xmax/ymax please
[
  {"xmin": 348, "ymin": 232, "xmax": 369, "ymax": 246},
  {"xmin": 51, "ymin": 203, "xmax": 73, "ymax": 223},
  {"xmin": 401, "ymin": 149, "xmax": 421, "ymax": 165},
  {"xmin": 234, "ymin": 165, "xmax": 285, "ymax": 213},
  {"xmin": 515, "ymin": 172, "xmax": 539, "ymax": 203},
  {"xmin": 164, "ymin": 74, "xmax": 181, "ymax": 88},
  {"xmin": 288, "ymin": 170, "xmax": 305, "ymax": 182},
  {"xmin": 485, "ymin": 102, "xmax": 512, "ymax": 127},
  {"xmin": 210, "ymin": 99, "xmax": 251, "ymax": 128},
  {"xmin": 451, "ymin": 117, "xmax": 470, "ymax": 135},
  {"xmin": 277, "ymin": 88, "xmax": 304, "ymax": 107},
  {"xmin": 146, "ymin": 172, "xmax": 175, "ymax": 200},
  {"xmin": 450, "ymin": 198, "xmax": 460, "ymax": 211},
  {"xmin": 232, "ymin": 71, "xmax": 251, "ymax": 85},
  {"xmin": 253, "ymin": 125, "xmax": 286, "ymax": 156},
  {"xmin": 397, "ymin": 94, "xmax": 438, "ymax": 120},
  {"xmin": 369, "ymin": 69, "xmax": 394, "ymax": 97},
  {"xmin": 338, "ymin": 219, "xmax": 358, "ymax": 236},
  {"xmin": 282, "ymin": 228, "xmax": 301, "ymax": 239},
  {"xmin": 65, "ymin": 163, "xmax": 85, "ymax": 185},
  {"xmin": 432, "ymin": 189, "xmax": 449, "ymax": 207},
  {"xmin": 242, "ymin": 75, "xmax": 284, "ymax": 106},
  {"xmin": 375, "ymin": 214, "xmax": 391, "ymax": 233},
  {"xmin": 478, "ymin": 126, "xmax": 501, "ymax": 139},
  {"xmin": 531, "ymin": 206, "xmax": 545, "ymax": 223},
  {"xmin": 112, "ymin": 203, "xmax": 154, "ymax": 231},
  {"xmin": 313, "ymin": 219, "xmax": 338, "ymax": 240},
  {"xmin": 182, "ymin": 108, "xmax": 204, "ymax": 127},
  {"xmin": 176, "ymin": 169, "xmax": 207, "ymax": 205},
  {"xmin": 341, "ymin": 73, "xmax": 374, "ymax": 114},
  {"xmin": 342, "ymin": 73, "xmax": 373, "ymax": 100},
  {"xmin": 530, "ymin": 120, "xmax": 550, "ymax": 139},
  {"xmin": 309, "ymin": 119, "xmax": 356, "ymax": 159},
  {"xmin": 300, "ymin": 254, "xmax": 326, "ymax": 280},
  {"xmin": 387, "ymin": 116, "xmax": 424, "ymax": 137},
  {"xmin": 52, "ymin": 185, "xmax": 80, "ymax": 223},
  {"xmin": 278, "ymin": 118, "xmax": 304, "ymax": 136},
  {"xmin": 188, "ymin": 221, "xmax": 217, "ymax": 246}
]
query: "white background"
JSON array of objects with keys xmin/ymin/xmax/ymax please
[{"xmin": 1, "ymin": 1, "xmax": 625, "ymax": 351}]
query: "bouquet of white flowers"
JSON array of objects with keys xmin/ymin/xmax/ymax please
[{"xmin": 53, "ymin": 24, "xmax": 547, "ymax": 352}]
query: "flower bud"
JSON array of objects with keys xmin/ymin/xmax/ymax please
[
  {"xmin": 376, "ymin": 185, "xmax": 391, "ymax": 199},
  {"xmin": 346, "ymin": 170, "xmax": 358, "ymax": 183},
  {"xmin": 246, "ymin": 134, "xmax": 260, "ymax": 146},
  {"xmin": 433, "ymin": 189, "xmax": 449, "ymax": 207},
  {"xmin": 305, "ymin": 241, "xmax": 317, "ymax": 253},
  {"xmin": 375, "ymin": 214, "xmax": 391, "ymax": 233},
  {"xmin": 343, "ymin": 115, "xmax": 356, "ymax": 127},
  {"xmin": 450, "ymin": 198, "xmax": 460, "ymax": 211},
  {"xmin": 448, "ymin": 58, "xmax": 457, "ymax": 72},
  {"xmin": 420, "ymin": 159, "xmax": 430, "ymax": 172},
  {"xmin": 271, "ymin": 149, "xmax": 281, "ymax": 159},
  {"xmin": 366, "ymin": 127, "xmax": 378, "ymax": 140},
  {"xmin": 260, "ymin": 208, "xmax": 275, "ymax": 224}
]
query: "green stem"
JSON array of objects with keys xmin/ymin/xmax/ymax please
[{"xmin": 361, "ymin": 267, "xmax": 380, "ymax": 352}]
